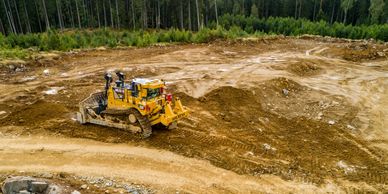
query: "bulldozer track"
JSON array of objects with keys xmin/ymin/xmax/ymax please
[
  {"xmin": 129, "ymin": 109, "xmax": 152, "ymax": 138},
  {"xmin": 98, "ymin": 109, "xmax": 152, "ymax": 137}
]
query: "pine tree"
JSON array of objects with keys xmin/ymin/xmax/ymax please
[
  {"xmin": 369, "ymin": 0, "xmax": 385, "ymax": 24},
  {"xmin": 250, "ymin": 4, "xmax": 258, "ymax": 18},
  {"xmin": 341, "ymin": 0, "xmax": 357, "ymax": 24},
  {"xmin": 233, "ymin": 1, "xmax": 240, "ymax": 15}
]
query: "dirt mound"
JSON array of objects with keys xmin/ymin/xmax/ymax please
[
  {"xmin": 200, "ymin": 86, "xmax": 259, "ymax": 105},
  {"xmin": 196, "ymin": 86, "xmax": 264, "ymax": 127},
  {"xmin": 259, "ymin": 77, "xmax": 304, "ymax": 93},
  {"xmin": 255, "ymin": 77, "xmax": 307, "ymax": 103},
  {"xmin": 172, "ymin": 91, "xmax": 197, "ymax": 106},
  {"xmin": 255, "ymin": 77, "xmax": 356, "ymax": 123},
  {"xmin": 298, "ymin": 34, "xmax": 349, "ymax": 43},
  {"xmin": 328, "ymin": 43, "xmax": 388, "ymax": 62},
  {"xmin": 156, "ymin": 83, "xmax": 387, "ymax": 187},
  {"xmin": 286, "ymin": 61, "xmax": 323, "ymax": 76},
  {"xmin": 2, "ymin": 100, "xmax": 68, "ymax": 127},
  {"xmin": 174, "ymin": 85, "xmax": 260, "ymax": 109},
  {"xmin": 343, "ymin": 49, "xmax": 385, "ymax": 62}
]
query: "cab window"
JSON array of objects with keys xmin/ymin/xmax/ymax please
[
  {"xmin": 147, "ymin": 88, "xmax": 160, "ymax": 99},
  {"xmin": 113, "ymin": 88, "xmax": 124, "ymax": 99}
]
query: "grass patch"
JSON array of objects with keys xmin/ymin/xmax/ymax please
[{"xmin": 0, "ymin": 48, "xmax": 31, "ymax": 60}]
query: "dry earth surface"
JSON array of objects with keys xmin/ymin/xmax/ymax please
[{"xmin": 1, "ymin": 36, "xmax": 388, "ymax": 193}]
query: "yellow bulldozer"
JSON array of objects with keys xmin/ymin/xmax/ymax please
[{"xmin": 77, "ymin": 72, "xmax": 189, "ymax": 137}]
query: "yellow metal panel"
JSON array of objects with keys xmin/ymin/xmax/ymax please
[{"xmin": 106, "ymin": 82, "xmax": 189, "ymax": 127}]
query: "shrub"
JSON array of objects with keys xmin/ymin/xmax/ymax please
[
  {"xmin": 0, "ymin": 48, "xmax": 29, "ymax": 59},
  {"xmin": 46, "ymin": 30, "xmax": 61, "ymax": 50}
]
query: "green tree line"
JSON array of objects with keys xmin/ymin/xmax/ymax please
[
  {"xmin": 0, "ymin": 16, "xmax": 387, "ymax": 55},
  {"xmin": 0, "ymin": 0, "xmax": 388, "ymax": 35},
  {"xmin": 219, "ymin": 15, "xmax": 388, "ymax": 41}
]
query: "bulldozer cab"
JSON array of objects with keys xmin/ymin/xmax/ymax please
[
  {"xmin": 106, "ymin": 75, "xmax": 166, "ymax": 110},
  {"xmin": 129, "ymin": 78, "xmax": 164, "ymax": 100},
  {"xmin": 107, "ymin": 74, "xmax": 162, "ymax": 99}
]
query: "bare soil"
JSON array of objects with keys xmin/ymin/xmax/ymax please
[{"xmin": 1, "ymin": 37, "xmax": 387, "ymax": 193}]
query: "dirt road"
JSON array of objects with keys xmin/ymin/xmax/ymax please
[
  {"xmin": 0, "ymin": 136, "xmax": 346, "ymax": 193},
  {"xmin": 1, "ymin": 36, "xmax": 387, "ymax": 193}
]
